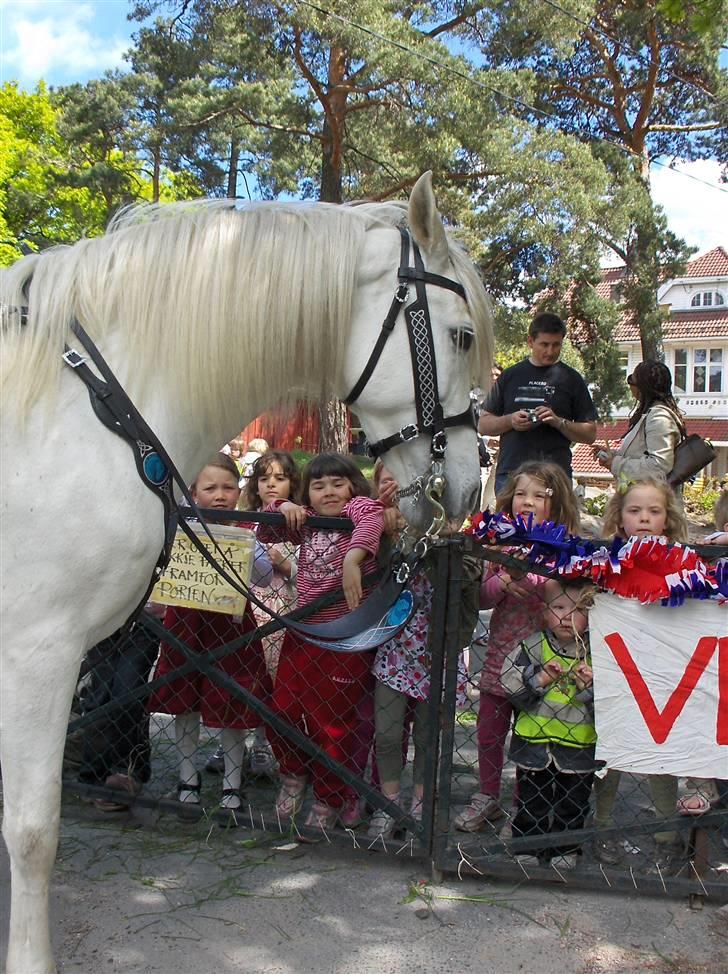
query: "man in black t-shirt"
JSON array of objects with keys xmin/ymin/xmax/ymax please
[{"xmin": 479, "ymin": 313, "xmax": 597, "ymax": 493}]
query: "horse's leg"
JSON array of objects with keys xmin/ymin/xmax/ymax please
[{"xmin": 1, "ymin": 631, "xmax": 84, "ymax": 974}]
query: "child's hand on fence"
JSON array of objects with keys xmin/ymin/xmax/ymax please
[
  {"xmin": 494, "ymin": 569, "xmax": 530, "ymax": 600},
  {"xmin": 279, "ymin": 501, "xmax": 307, "ymax": 531},
  {"xmin": 269, "ymin": 545, "xmax": 292, "ymax": 578},
  {"xmin": 538, "ymin": 659, "xmax": 563, "ymax": 686},
  {"xmin": 383, "ymin": 507, "xmax": 405, "ymax": 535},
  {"xmin": 378, "ymin": 477, "xmax": 399, "ymax": 509},
  {"xmin": 574, "ymin": 663, "xmax": 593, "ymax": 690},
  {"xmin": 702, "ymin": 531, "xmax": 728, "ymax": 545}
]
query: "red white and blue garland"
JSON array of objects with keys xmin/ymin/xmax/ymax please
[{"xmin": 467, "ymin": 511, "xmax": 728, "ymax": 606}]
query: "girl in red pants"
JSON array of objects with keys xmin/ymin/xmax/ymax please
[{"xmin": 259, "ymin": 453, "xmax": 385, "ymax": 831}]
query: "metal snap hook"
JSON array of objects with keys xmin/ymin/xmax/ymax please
[{"xmin": 424, "ymin": 473, "xmax": 447, "ymax": 538}]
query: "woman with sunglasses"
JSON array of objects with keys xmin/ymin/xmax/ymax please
[{"xmin": 592, "ymin": 361, "xmax": 684, "ymax": 487}]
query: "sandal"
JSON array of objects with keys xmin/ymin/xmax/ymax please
[
  {"xmin": 176, "ymin": 775, "xmax": 202, "ymax": 821},
  {"xmin": 218, "ymin": 788, "xmax": 243, "ymax": 829}
]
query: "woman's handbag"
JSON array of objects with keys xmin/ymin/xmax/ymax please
[{"xmin": 667, "ymin": 432, "xmax": 716, "ymax": 487}]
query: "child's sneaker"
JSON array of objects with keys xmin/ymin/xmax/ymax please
[
  {"xmin": 453, "ymin": 793, "xmax": 504, "ymax": 832},
  {"xmin": 408, "ymin": 795, "xmax": 423, "ymax": 834},
  {"xmin": 591, "ymin": 835, "xmax": 622, "ymax": 865},
  {"xmin": 550, "ymin": 853, "xmax": 578, "ymax": 871},
  {"xmin": 275, "ymin": 774, "xmax": 307, "ymax": 820},
  {"xmin": 249, "ymin": 741, "xmax": 277, "ymax": 776},
  {"xmin": 304, "ymin": 801, "xmax": 339, "ymax": 832},
  {"xmin": 339, "ymin": 796, "xmax": 365, "ymax": 829},
  {"xmin": 204, "ymin": 744, "xmax": 226, "ymax": 774},
  {"xmin": 366, "ymin": 808, "xmax": 399, "ymax": 842}
]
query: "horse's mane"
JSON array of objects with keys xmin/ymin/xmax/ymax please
[{"xmin": 1, "ymin": 197, "xmax": 492, "ymax": 429}]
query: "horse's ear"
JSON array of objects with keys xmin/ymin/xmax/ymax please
[{"xmin": 408, "ymin": 171, "xmax": 450, "ymax": 270}]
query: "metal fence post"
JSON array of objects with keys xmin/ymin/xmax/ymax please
[{"xmin": 430, "ymin": 537, "xmax": 465, "ymax": 879}]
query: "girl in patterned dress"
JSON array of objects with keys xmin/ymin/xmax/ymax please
[
  {"xmin": 367, "ymin": 462, "xmax": 467, "ymax": 840},
  {"xmin": 241, "ymin": 451, "xmax": 301, "ymax": 774}
]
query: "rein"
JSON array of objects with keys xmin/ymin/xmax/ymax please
[
  {"xmin": 57, "ymin": 318, "xmax": 424, "ymax": 648},
  {"xmin": 344, "ymin": 227, "xmax": 474, "ymax": 534}
]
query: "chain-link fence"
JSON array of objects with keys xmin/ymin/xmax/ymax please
[{"xmin": 63, "ymin": 523, "xmax": 728, "ymax": 900}]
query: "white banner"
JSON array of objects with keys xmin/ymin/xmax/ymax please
[{"xmin": 590, "ymin": 594, "xmax": 727, "ymax": 777}]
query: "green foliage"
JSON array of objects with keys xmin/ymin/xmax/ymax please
[
  {"xmin": 292, "ymin": 448, "xmax": 374, "ymax": 483},
  {"xmin": 682, "ymin": 477, "xmax": 720, "ymax": 517},
  {"xmin": 0, "ymin": 82, "xmax": 106, "ymax": 264},
  {"xmin": 583, "ymin": 493, "xmax": 610, "ymax": 518},
  {"xmin": 0, "ymin": 78, "xmax": 203, "ymax": 265}
]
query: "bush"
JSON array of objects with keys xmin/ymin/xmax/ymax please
[
  {"xmin": 682, "ymin": 477, "xmax": 720, "ymax": 517},
  {"xmin": 583, "ymin": 492, "xmax": 610, "ymax": 517}
]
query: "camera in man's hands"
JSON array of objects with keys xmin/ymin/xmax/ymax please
[{"xmin": 527, "ymin": 409, "xmax": 540, "ymax": 425}]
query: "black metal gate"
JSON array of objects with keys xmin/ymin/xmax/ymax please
[{"xmin": 63, "ymin": 528, "xmax": 728, "ymax": 902}]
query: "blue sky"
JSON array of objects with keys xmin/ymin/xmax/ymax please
[{"xmin": 1, "ymin": 0, "xmax": 726, "ymax": 255}]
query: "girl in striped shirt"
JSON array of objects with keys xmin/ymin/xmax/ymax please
[{"xmin": 260, "ymin": 453, "xmax": 385, "ymax": 831}]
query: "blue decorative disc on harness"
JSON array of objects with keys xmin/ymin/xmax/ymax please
[{"xmin": 143, "ymin": 451, "xmax": 168, "ymax": 486}]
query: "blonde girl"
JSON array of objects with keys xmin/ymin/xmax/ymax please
[
  {"xmin": 593, "ymin": 475, "xmax": 698, "ymax": 868},
  {"xmin": 455, "ymin": 461, "xmax": 580, "ymax": 832}
]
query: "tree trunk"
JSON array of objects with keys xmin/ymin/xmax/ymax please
[
  {"xmin": 226, "ymin": 137, "xmax": 239, "ymax": 198},
  {"xmin": 320, "ymin": 116, "xmax": 343, "ymax": 204},
  {"xmin": 317, "ymin": 399, "xmax": 349, "ymax": 453},
  {"xmin": 152, "ymin": 145, "xmax": 161, "ymax": 203},
  {"xmin": 624, "ymin": 177, "xmax": 665, "ymax": 363}
]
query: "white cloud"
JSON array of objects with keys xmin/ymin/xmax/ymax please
[
  {"xmin": 1, "ymin": 2, "xmax": 130, "ymax": 85},
  {"xmin": 651, "ymin": 159, "xmax": 728, "ymax": 257}
]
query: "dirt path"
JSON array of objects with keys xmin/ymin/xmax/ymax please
[{"xmin": 2, "ymin": 799, "xmax": 726, "ymax": 974}]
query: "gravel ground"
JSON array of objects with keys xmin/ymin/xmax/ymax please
[{"xmin": 2, "ymin": 796, "xmax": 727, "ymax": 974}]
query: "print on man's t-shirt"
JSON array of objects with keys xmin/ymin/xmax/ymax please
[{"xmin": 514, "ymin": 381, "xmax": 557, "ymax": 409}]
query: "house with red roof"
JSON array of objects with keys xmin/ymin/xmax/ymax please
[{"xmin": 572, "ymin": 246, "xmax": 728, "ymax": 483}]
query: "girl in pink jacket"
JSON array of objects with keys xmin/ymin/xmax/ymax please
[{"xmin": 455, "ymin": 461, "xmax": 580, "ymax": 831}]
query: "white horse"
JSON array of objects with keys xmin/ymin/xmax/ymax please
[{"xmin": 0, "ymin": 172, "xmax": 492, "ymax": 973}]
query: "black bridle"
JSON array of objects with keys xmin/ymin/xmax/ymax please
[{"xmin": 344, "ymin": 227, "xmax": 475, "ymax": 515}]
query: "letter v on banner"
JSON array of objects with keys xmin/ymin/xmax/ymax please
[{"xmin": 604, "ymin": 634, "xmax": 728, "ymax": 745}]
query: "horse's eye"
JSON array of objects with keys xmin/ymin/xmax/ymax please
[{"xmin": 450, "ymin": 328, "xmax": 474, "ymax": 352}]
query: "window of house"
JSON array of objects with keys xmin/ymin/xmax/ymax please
[
  {"xmin": 673, "ymin": 348, "xmax": 687, "ymax": 392},
  {"xmin": 694, "ymin": 348, "xmax": 707, "ymax": 391},
  {"xmin": 610, "ymin": 284, "xmax": 623, "ymax": 303},
  {"xmin": 673, "ymin": 347, "xmax": 723, "ymax": 394},
  {"xmin": 690, "ymin": 290, "xmax": 725, "ymax": 307},
  {"xmin": 710, "ymin": 348, "xmax": 723, "ymax": 392}
]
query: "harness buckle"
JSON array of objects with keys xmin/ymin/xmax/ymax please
[
  {"xmin": 395, "ymin": 283, "xmax": 409, "ymax": 304},
  {"xmin": 62, "ymin": 348, "xmax": 86, "ymax": 369},
  {"xmin": 399, "ymin": 424, "xmax": 419, "ymax": 443},
  {"xmin": 431, "ymin": 430, "xmax": 447, "ymax": 457}
]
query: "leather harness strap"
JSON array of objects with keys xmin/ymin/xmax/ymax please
[{"xmin": 344, "ymin": 227, "xmax": 474, "ymax": 463}]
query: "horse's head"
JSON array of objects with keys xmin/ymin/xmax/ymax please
[{"xmin": 343, "ymin": 172, "xmax": 494, "ymax": 532}]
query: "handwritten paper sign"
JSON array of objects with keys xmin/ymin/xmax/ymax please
[
  {"xmin": 151, "ymin": 524, "xmax": 255, "ymax": 616},
  {"xmin": 590, "ymin": 594, "xmax": 727, "ymax": 778}
]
